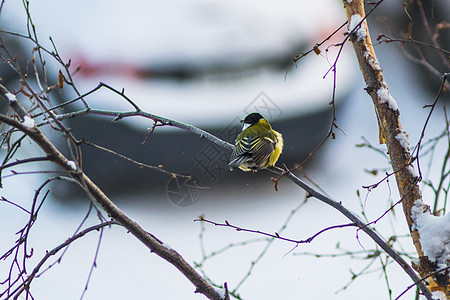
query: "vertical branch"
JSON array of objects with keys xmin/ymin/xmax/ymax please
[{"xmin": 343, "ymin": 0, "xmax": 446, "ymax": 296}]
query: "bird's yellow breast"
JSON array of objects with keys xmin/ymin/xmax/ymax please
[{"xmin": 265, "ymin": 129, "xmax": 283, "ymax": 168}]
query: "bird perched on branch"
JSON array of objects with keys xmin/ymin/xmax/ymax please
[{"xmin": 227, "ymin": 112, "xmax": 283, "ymax": 172}]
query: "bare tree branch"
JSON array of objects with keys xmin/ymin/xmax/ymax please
[
  {"xmin": 268, "ymin": 166, "xmax": 433, "ymax": 300},
  {"xmin": 40, "ymin": 82, "xmax": 234, "ymax": 151},
  {"xmin": 196, "ymin": 217, "xmax": 357, "ymax": 246},
  {"xmin": 344, "ymin": 0, "xmax": 445, "ymax": 297},
  {"xmin": 0, "ymin": 85, "xmax": 224, "ymax": 300},
  {"xmin": 10, "ymin": 220, "xmax": 119, "ymax": 298}
]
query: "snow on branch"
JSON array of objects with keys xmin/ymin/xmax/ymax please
[{"xmin": 344, "ymin": 0, "xmax": 444, "ymax": 297}]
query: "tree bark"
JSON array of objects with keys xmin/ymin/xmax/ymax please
[{"xmin": 344, "ymin": 0, "xmax": 447, "ymax": 296}]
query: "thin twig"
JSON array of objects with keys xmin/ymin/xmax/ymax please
[
  {"xmin": 268, "ymin": 167, "xmax": 433, "ymax": 300},
  {"xmin": 11, "ymin": 221, "xmax": 118, "ymax": 298},
  {"xmin": 196, "ymin": 217, "xmax": 357, "ymax": 245},
  {"xmin": 395, "ymin": 265, "xmax": 450, "ymax": 300},
  {"xmin": 0, "ymin": 156, "xmax": 50, "ymax": 172},
  {"xmin": 81, "ymin": 139, "xmax": 192, "ymax": 179}
]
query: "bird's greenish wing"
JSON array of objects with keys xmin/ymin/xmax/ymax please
[
  {"xmin": 231, "ymin": 136, "xmax": 275, "ymax": 164},
  {"xmin": 249, "ymin": 136, "xmax": 276, "ymax": 166}
]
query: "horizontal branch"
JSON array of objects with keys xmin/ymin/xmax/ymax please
[
  {"xmin": 81, "ymin": 140, "xmax": 192, "ymax": 179},
  {"xmin": 47, "ymin": 82, "xmax": 234, "ymax": 152},
  {"xmin": 196, "ymin": 217, "xmax": 357, "ymax": 245},
  {"xmin": 51, "ymin": 107, "xmax": 234, "ymax": 151},
  {"xmin": 0, "ymin": 156, "xmax": 50, "ymax": 172}
]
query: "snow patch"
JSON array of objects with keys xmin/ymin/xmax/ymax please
[
  {"xmin": 377, "ymin": 88, "xmax": 399, "ymax": 111},
  {"xmin": 407, "ymin": 165, "xmax": 419, "ymax": 178},
  {"xmin": 6, "ymin": 92, "xmax": 17, "ymax": 102},
  {"xmin": 22, "ymin": 115, "xmax": 35, "ymax": 128},
  {"xmin": 395, "ymin": 131, "xmax": 410, "ymax": 150},
  {"xmin": 411, "ymin": 200, "xmax": 450, "ymax": 269},
  {"xmin": 432, "ymin": 290, "xmax": 447, "ymax": 300},
  {"xmin": 368, "ymin": 57, "xmax": 380, "ymax": 70},
  {"xmin": 161, "ymin": 242, "xmax": 172, "ymax": 250},
  {"xmin": 66, "ymin": 160, "xmax": 77, "ymax": 170},
  {"xmin": 364, "ymin": 51, "xmax": 381, "ymax": 71},
  {"xmin": 348, "ymin": 14, "xmax": 367, "ymax": 41},
  {"xmin": 214, "ymin": 287, "xmax": 226, "ymax": 299}
]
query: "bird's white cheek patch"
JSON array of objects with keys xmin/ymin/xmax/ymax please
[{"xmin": 242, "ymin": 123, "xmax": 251, "ymax": 131}]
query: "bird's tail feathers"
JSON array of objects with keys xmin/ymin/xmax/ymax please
[{"xmin": 227, "ymin": 155, "xmax": 251, "ymax": 170}]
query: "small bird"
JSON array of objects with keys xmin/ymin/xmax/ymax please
[{"xmin": 228, "ymin": 112, "xmax": 283, "ymax": 172}]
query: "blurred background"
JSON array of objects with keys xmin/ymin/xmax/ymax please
[{"xmin": 0, "ymin": 0, "xmax": 448, "ymax": 299}]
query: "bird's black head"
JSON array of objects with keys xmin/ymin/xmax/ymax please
[{"xmin": 242, "ymin": 112, "xmax": 264, "ymax": 126}]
